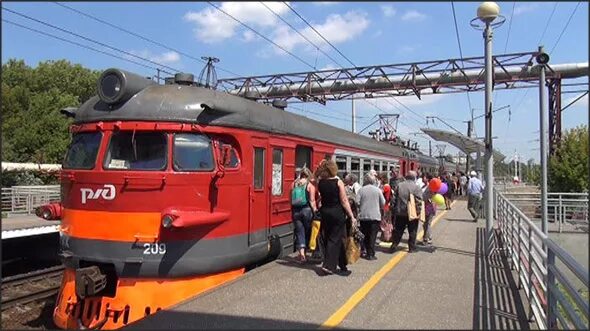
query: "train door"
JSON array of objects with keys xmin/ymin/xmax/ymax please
[{"xmin": 250, "ymin": 137, "xmax": 269, "ymax": 247}]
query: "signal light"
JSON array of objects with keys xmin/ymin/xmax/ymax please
[{"xmin": 162, "ymin": 215, "xmax": 175, "ymax": 228}]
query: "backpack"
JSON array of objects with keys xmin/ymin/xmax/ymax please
[{"xmin": 291, "ymin": 181, "xmax": 309, "ymax": 207}]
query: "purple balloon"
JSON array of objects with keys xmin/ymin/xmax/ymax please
[{"xmin": 438, "ymin": 182, "xmax": 448, "ymax": 195}]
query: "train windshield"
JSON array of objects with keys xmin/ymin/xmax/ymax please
[
  {"xmin": 63, "ymin": 132, "xmax": 102, "ymax": 169},
  {"xmin": 104, "ymin": 131, "xmax": 167, "ymax": 170},
  {"xmin": 173, "ymin": 133, "xmax": 215, "ymax": 171}
]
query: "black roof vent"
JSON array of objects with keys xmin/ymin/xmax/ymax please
[
  {"xmin": 175, "ymin": 73, "xmax": 194, "ymax": 86},
  {"xmin": 272, "ymin": 99, "xmax": 288, "ymax": 110}
]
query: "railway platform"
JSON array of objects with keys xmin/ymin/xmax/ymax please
[
  {"xmin": 128, "ymin": 200, "xmax": 532, "ymax": 330},
  {"xmin": 1, "ymin": 214, "xmax": 59, "ymax": 239}
]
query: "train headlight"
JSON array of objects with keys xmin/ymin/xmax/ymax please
[
  {"xmin": 97, "ymin": 68, "xmax": 156, "ymax": 105},
  {"xmin": 162, "ymin": 214, "xmax": 175, "ymax": 228}
]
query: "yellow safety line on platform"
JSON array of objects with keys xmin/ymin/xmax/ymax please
[{"xmin": 320, "ymin": 202, "xmax": 455, "ymax": 329}]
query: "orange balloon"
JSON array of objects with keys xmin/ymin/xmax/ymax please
[{"xmin": 429, "ymin": 178, "xmax": 442, "ymax": 192}]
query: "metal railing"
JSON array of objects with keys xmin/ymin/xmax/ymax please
[
  {"xmin": 503, "ymin": 192, "xmax": 588, "ymax": 233},
  {"xmin": 1, "ymin": 185, "xmax": 61, "ymax": 216},
  {"xmin": 495, "ymin": 189, "xmax": 589, "ymax": 329}
]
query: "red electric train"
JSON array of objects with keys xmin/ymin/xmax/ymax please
[{"xmin": 39, "ymin": 69, "xmax": 440, "ymax": 329}]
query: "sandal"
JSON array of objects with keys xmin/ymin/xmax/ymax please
[{"xmin": 320, "ymin": 267, "xmax": 334, "ymax": 275}]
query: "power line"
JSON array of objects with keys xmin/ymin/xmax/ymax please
[
  {"xmin": 3, "ymin": 7, "xmax": 181, "ymax": 73},
  {"xmin": 537, "ymin": 2, "xmax": 558, "ymax": 45},
  {"xmin": 494, "ymin": 2, "xmax": 516, "ymax": 109},
  {"xmin": 550, "ymin": 1, "xmax": 581, "ymax": 55},
  {"xmin": 259, "ymin": 2, "xmax": 344, "ymax": 69},
  {"xmin": 288, "ymin": 104, "xmax": 371, "ymax": 124},
  {"xmin": 207, "ymin": 1, "xmax": 315, "ymax": 70},
  {"xmin": 52, "ymin": 1, "xmax": 242, "ymax": 77},
  {"xmin": 450, "ymin": 1, "xmax": 474, "ymax": 122},
  {"xmin": 282, "ymin": 1, "xmax": 355, "ymax": 68},
  {"xmin": 2, "ymin": 18, "xmax": 172, "ymax": 76}
]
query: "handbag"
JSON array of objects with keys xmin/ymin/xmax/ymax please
[
  {"xmin": 380, "ymin": 211, "xmax": 393, "ymax": 242},
  {"xmin": 408, "ymin": 193, "xmax": 419, "ymax": 221},
  {"xmin": 345, "ymin": 236, "xmax": 361, "ymax": 264},
  {"xmin": 309, "ymin": 220, "xmax": 321, "ymax": 251}
]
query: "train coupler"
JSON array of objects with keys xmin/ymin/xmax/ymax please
[{"xmin": 75, "ymin": 266, "xmax": 107, "ymax": 299}]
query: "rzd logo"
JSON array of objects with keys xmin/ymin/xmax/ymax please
[{"xmin": 81, "ymin": 184, "xmax": 116, "ymax": 204}]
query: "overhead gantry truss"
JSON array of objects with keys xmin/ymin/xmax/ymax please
[{"xmin": 217, "ymin": 51, "xmax": 588, "ymax": 104}]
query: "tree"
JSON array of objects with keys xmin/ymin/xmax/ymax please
[
  {"xmin": 549, "ymin": 125, "xmax": 589, "ymax": 192},
  {"xmin": 1, "ymin": 59, "xmax": 100, "ymax": 165}
]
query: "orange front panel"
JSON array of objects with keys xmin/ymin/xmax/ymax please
[
  {"xmin": 54, "ymin": 267, "xmax": 244, "ymax": 330},
  {"xmin": 62, "ymin": 209, "xmax": 161, "ymax": 242}
]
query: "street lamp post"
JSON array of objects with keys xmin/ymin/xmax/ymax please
[{"xmin": 471, "ymin": 2, "xmax": 505, "ymax": 255}]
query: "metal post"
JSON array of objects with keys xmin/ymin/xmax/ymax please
[
  {"xmin": 351, "ymin": 96, "xmax": 356, "ymax": 133},
  {"xmin": 429, "ymin": 140, "xmax": 432, "ymax": 157},
  {"xmin": 539, "ymin": 45, "xmax": 549, "ymax": 238},
  {"xmin": 484, "ymin": 21, "xmax": 494, "ymax": 255},
  {"xmin": 466, "ymin": 120, "xmax": 473, "ymax": 172},
  {"xmin": 558, "ymin": 194, "xmax": 563, "ymax": 233},
  {"xmin": 546, "ymin": 248, "xmax": 557, "ymax": 328}
]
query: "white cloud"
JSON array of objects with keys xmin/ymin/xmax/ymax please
[
  {"xmin": 381, "ymin": 5, "xmax": 396, "ymax": 18},
  {"xmin": 272, "ymin": 10, "xmax": 370, "ymax": 53},
  {"xmin": 401, "ymin": 10, "xmax": 427, "ymax": 22},
  {"xmin": 129, "ymin": 50, "xmax": 181, "ymax": 64},
  {"xmin": 513, "ymin": 4, "xmax": 539, "ymax": 16},
  {"xmin": 183, "ymin": 2, "xmax": 289, "ymax": 43},
  {"xmin": 242, "ymin": 30, "xmax": 256, "ymax": 42},
  {"xmin": 320, "ymin": 63, "xmax": 337, "ymax": 71}
]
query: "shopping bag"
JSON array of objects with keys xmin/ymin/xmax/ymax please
[
  {"xmin": 309, "ymin": 220, "xmax": 321, "ymax": 251},
  {"xmin": 346, "ymin": 236, "xmax": 361, "ymax": 264},
  {"xmin": 408, "ymin": 193, "xmax": 419, "ymax": 221},
  {"xmin": 380, "ymin": 212, "xmax": 393, "ymax": 242}
]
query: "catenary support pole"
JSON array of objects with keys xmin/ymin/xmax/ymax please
[
  {"xmin": 539, "ymin": 45, "xmax": 549, "ymax": 237},
  {"xmin": 484, "ymin": 20, "xmax": 495, "ymax": 255}
]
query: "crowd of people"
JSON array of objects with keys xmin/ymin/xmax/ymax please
[{"xmin": 290, "ymin": 159, "xmax": 485, "ymax": 276}]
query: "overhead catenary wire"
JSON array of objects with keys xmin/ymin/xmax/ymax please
[
  {"xmin": 52, "ymin": 1, "xmax": 242, "ymax": 77},
  {"xmin": 207, "ymin": 1, "xmax": 315, "ymax": 70},
  {"xmin": 2, "ymin": 19, "xmax": 174, "ymax": 77},
  {"xmin": 450, "ymin": 2, "xmax": 474, "ymax": 123},
  {"xmin": 282, "ymin": 1, "xmax": 355, "ymax": 68},
  {"xmin": 549, "ymin": 1, "xmax": 581, "ymax": 55},
  {"xmin": 3, "ymin": 7, "xmax": 181, "ymax": 74},
  {"xmin": 259, "ymin": 2, "xmax": 344, "ymax": 69},
  {"xmin": 283, "ymin": 1, "xmax": 426, "ymax": 134},
  {"xmin": 537, "ymin": 2, "xmax": 558, "ymax": 46}
]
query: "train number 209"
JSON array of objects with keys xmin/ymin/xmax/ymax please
[{"xmin": 143, "ymin": 243, "xmax": 167, "ymax": 255}]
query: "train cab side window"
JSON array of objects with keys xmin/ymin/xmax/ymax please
[
  {"xmin": 104, "ymin": 131, "xmax": 167, "ymax": 170},
  {"xmin": 254, "ymin": 148, "xmax": 265, "ymax": 189},
  {"xmin": 173, "ymin": 133, "xmax": 215, "ymax": 171},
  {"xmin": 217, "ymin": 143, "xmax": 240, "ymax": 169},
  {"xmin": 272, "ymin": 149, "xmax": 283, "ymax": 196},
  {"xmin": 63, "ymin": 132, "xmax": 102, "ymax": 169},
  {"xmin": 295, "ymin": 145, "xmax": 312, "ymax": 175}
]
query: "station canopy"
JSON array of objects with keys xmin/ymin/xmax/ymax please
[{"xmin": 421, "ymin": 128, "xmax": 506, "ymax": 161}]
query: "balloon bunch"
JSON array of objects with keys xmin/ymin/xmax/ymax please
[{"xmin": 428, "ymin": 178, "xmax": 447, "ymax": 207}]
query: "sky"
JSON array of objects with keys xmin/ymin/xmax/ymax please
[{"xmin": 2, "ymin": 1, "xmax": 588, "ymax": 163}]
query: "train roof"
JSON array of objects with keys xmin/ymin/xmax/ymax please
[{"xmin": 73, "ymin": 83, "xmax": 409, "ymax": 159}]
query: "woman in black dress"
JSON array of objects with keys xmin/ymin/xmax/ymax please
[{"xmin": 316, "ymin": 160, "xmax": 357, "ymax": 275}]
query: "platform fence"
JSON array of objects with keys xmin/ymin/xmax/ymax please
[
  {"xmin": 495, "ymin": 189, "xmax": 589, "ymax": 330},
  {"xmin": 1, "ymin": 185, "xmax": 61, "ymax": 216}
]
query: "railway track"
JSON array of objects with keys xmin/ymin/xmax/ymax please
[{"xmin": 1, "ymin": 265, "xmax": 64, "ymax": 310}]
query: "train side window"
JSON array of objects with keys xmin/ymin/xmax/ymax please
[
  {"xmin": 254, "ymin": 147, "xmax": 265, "ymax": 190},
  {"xmin": 172, "ymin": 133, "xmax": 215, "ymax": 171},
  {"xmin": 335, "ymin": 155, "xmax": 346, "ymax": 179},
  {"xmin": 295, "ymin": 145, "xmax": 312, "ymax": 174},
  {"xmin": 104, "ymin": 131, "xmax": 167, "ymax": 171},
  {"xmin": 217, "ymin": 143, "xmax": 240, "ymax": 169},
  {"xmin": 272, "ymin": 149, "xmax": 283, "ymax": 196},
  {"xmin": 63, "ymin": 132, "xmax": 102, "ymax": 170}
]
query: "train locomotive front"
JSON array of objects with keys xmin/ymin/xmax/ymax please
[{"xmin": 49, "ymin": 69, "xmax": 277, "ymax": 329}]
